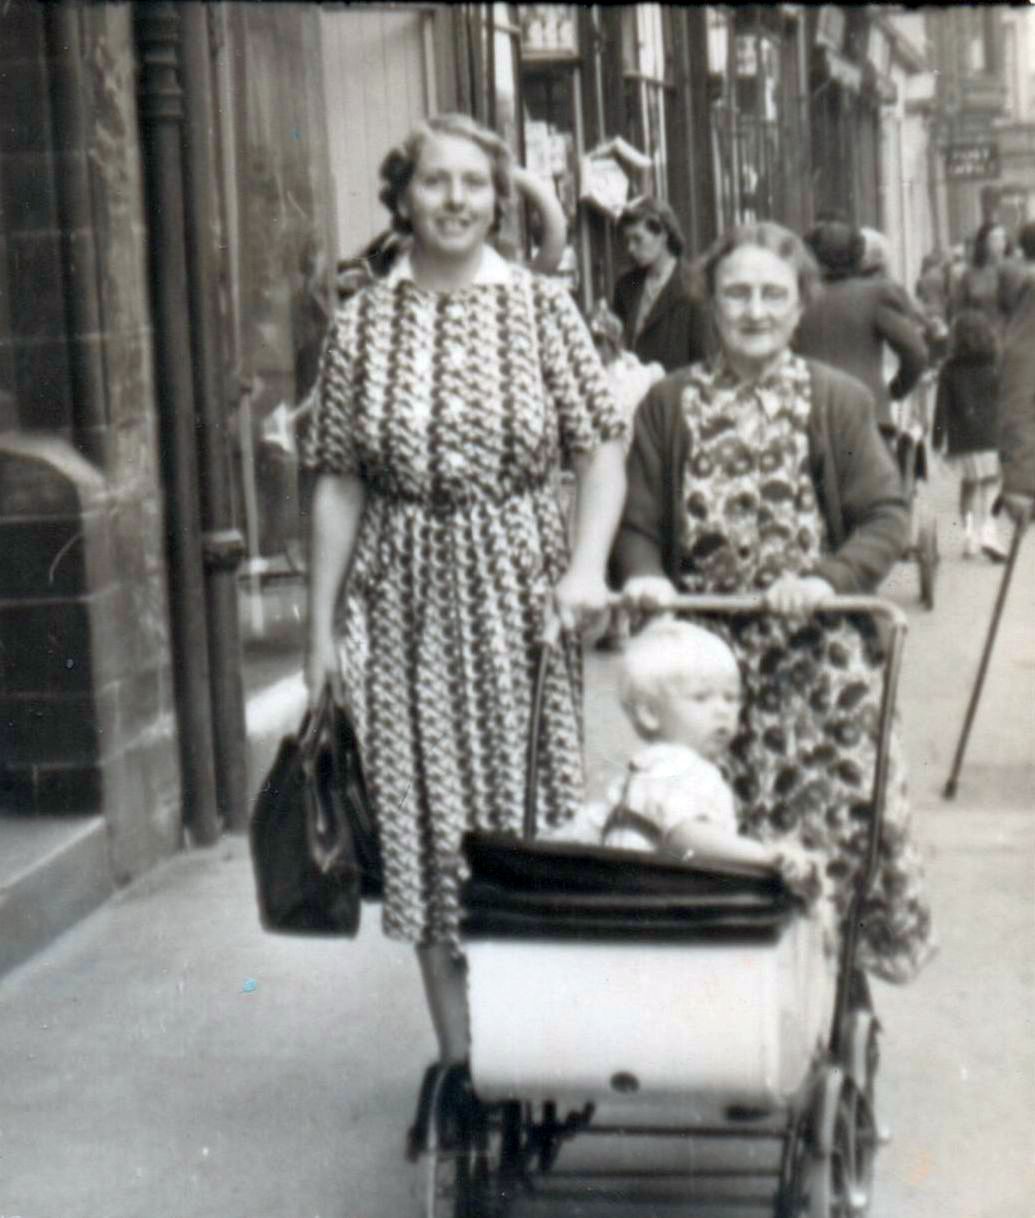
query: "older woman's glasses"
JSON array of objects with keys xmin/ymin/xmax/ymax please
[{"xmin": 718, "ymin": 283, "xmax": 796, "ymax": 315}]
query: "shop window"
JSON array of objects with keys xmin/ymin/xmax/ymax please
[
  {"xmin": 520, "ymin": 5, "xmax": 583, "ymax": 298},
  {"xmin": 707, "ymin": 8, "xmax": 786, "ymax": 228},
  {"xmin": 475, "ymin": 4, "xmax": 525, "ymax": 258},
  {"xmin": 620, "ymin": 5, "xmax": 672, "ymax": 199}
]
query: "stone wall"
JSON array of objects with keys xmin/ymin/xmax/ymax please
[{"xmin": 0, "ymin": 3, "xmax": 181, "ymax": 881}]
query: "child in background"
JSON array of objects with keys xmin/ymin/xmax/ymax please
[
  {"xmin": 933, "ymin": 309, "xmax": 1006, "ymax": 560},
  {"xmin": 588, "ymin": 302, "xmax": 665, "ymax": 451}
]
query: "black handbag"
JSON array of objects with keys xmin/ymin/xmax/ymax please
[{"xmin": 249, "ymin": 686, "xmax": 381, "ymax": 935}]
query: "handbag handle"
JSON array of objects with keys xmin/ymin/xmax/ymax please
[{"xmin": 298, "ymin": 683, "xmax": 334, "ymax": 772}]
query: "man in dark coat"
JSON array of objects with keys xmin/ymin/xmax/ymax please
[
  {"xmin": 794, "ymin": 221, "xmax": 928, "ymax": 434},
  {"xmin": 999, "ymin": 274, "xmax": 1035, "ymax": 532},
  {"xmin": 613, "ymin": 197, "xmax": 714, "ymax": 373}
]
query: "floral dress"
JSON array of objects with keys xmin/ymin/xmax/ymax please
[
  {"xmin": 675, "ymin": 351, "xmax": 935, "ymax": 984},
  {"xmin": 302, "ymin": 252, "xmax": 624, "ymax": 948}
]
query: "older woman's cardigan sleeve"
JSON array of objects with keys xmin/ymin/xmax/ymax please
[
  {"xmin": 610, "ymin": 361, "xmax": 908, "ymax": 594},
  {"xmin": 807, "ymin": 362, "xmax": 909, "ymax": 592}
]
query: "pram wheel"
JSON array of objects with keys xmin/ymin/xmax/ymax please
[
  {"xmin": 422, "ymin": 1069, "xmax": 516, "ymax": 1218},
  {"xmin": 787, "ymin": 1066, "xmax": 876, "ymax": 1218}
]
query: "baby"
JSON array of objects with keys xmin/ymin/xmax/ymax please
[{"xmin": 552, "ymin": 619, "xmax": 823, "ymax": 901}]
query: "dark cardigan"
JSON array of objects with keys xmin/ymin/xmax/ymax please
[
  {"xmin": 613, "ymin": 263, "xmax": 715, "ymax": 373},
  {"xmin": 611, "ymin": 359, "xmax": 909, "ymax": 594}
]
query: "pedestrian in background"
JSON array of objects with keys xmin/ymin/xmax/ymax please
[
  {"xmin": 613, "ymin": 196, "xmax": 714, "ymax": 372},
  {"xmin": 998, "ymin": 262, "xmax": 1035, "ymax": 534},
  {"xmin": 614, "ymin": 219, "xmax": 934, "ymax": 986},
  {"xmin": 933, "ymin": 309, "xmax": 1006, "ymax": 560},
  {"xmin": 950, "ymin": 220, "xmax": 1024, "ymax": 338},
  {"xmin": 587, "ymin": 301, "xmax": 665, "ymax": 449},
  {"xmin": 303, "ymin": 113, "xmax": 626, "ymax": 1067},
  {"xmin": 795, "ymin": 219, "xmax": 927, "ymax": 440}
]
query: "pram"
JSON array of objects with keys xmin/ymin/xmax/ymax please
[{"xmin": 410, "ymin": 594, "xmax": 906, "ymax": 1217}]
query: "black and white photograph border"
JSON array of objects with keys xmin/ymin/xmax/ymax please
[{"xmin": 1, "ymin": 3, "xmax": 1033, "ymax": 1217}]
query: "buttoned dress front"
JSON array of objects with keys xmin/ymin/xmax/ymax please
[{"xmin": 303, "ymin": 250, "xmax": 624, "ymax": 947}]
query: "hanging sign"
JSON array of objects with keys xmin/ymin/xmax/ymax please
[{"xmin": 945, "ymin": 142, "xmax": 1000, "ymax": 181}]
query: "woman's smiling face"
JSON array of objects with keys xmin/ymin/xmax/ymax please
[
  {"xmin": 712, "ymin": 244, "xmax": 803, "ymax": 377},
  {"xmin": 400, "ymin": 132, "xmax": 497, "ymax": 262}
]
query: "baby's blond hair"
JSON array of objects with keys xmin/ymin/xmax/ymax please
[{"xmin": 618, "ymin": 618, "xmax": 739, "ymax": 727}]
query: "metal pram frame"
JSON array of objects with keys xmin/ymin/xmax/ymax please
[{"xmin": 409, "ymin": 593, "xmax": 908, "ymax": 1218}]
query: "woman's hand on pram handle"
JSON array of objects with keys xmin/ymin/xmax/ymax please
[
  {"xmin": 620, "ymin": 575, "xmax": 679, "ymax": 613},
  {"xmin": 762, "ymin": 574, "xmax": 836, "ymax": 619}
]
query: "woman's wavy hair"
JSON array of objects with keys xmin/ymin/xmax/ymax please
[
  {"xmin": 617, "ymin": 197, "xmax": 686, "ymax": 258},
  {"xmin": 948, "ymin": 308, "xmax": 998, "ymax": 363},
  {"xmin": 378, "ymin": 113, "xmax": 513, "ymax": 237},
  {"xmin": 971, "ymin": 221, "xmax": 1014, "ymax": 268},
  {"xmin": 690, "ymin": 221, "xmax": 823, "ymax": 310}
]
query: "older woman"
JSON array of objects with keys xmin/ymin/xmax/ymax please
[
  {"xmin": 303, "ymin": 114, "xmax": 626, "ymax": 1064},
  {"xmin": 614, "ymin": 221, "xmax": 934, "ymax": 986},
  {"xmin": 613, "ymin": 196, "xmax": 714, "ymax": 372}
]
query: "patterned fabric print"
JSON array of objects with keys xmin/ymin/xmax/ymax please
[
  {"xmin": 303, "ymin": 269, "xmax": 624, "ymax": 948},
  {"xmin": 677, "ymin": 352, "xmax": 935, "ymax": 985}
]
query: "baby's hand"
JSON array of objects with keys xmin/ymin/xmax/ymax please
[{"xmin": 773, "ymin": 844, "xmax": 824, "ymax": 906}]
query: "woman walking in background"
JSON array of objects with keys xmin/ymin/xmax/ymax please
[
  {"xmin": 950, "ymin": 220, "xmax": 1024, "ymax": 339},
  {"xmin": 933, "ymin": 309, "xmax": 1005, "ymax": 560},
  {"xmin": 613, "ymin": 196, "xmax": 714, "ymax": 372}
]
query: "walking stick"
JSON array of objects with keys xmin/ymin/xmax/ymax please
[{"xmin": 943, "ymin": 519, "xmax": 1026, "ymax": 799}]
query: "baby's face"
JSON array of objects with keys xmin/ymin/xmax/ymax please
[{"xmin": 654, "ymin": 667, "xmax": 741, "ymax": 761}]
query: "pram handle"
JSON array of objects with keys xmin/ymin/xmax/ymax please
[
  {"xmin": 526, "ymin": 592, "xmax": 909, "ymax": 1057},
  {"xmin": 604, "ymin": 590, "xmax": 908, "ymax": 629}
]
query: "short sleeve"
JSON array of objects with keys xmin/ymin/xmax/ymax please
[
  {"xmin": 299, "ymin": 307, "xmax": 360, "ymax": 476},
  {"xmin": 533, "ymin": 276, "xmax": 626, "ymax": 459}
]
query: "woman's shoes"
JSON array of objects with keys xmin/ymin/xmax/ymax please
[
  {"xmin": 962, "ymin": 513, "xmax": 976, "ymax": 558},
  {"xmin": 980, "ymin": 520, "xmax": 1008, "ymax": 563}
]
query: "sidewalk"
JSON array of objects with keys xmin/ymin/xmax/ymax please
[
  {"xmin": 2, "ymin": 462, "xmax": 1033, "ymax": 1217},
  {"xmin": 0, "ymin": 575, "xmax": 308, "ymax": 979}
]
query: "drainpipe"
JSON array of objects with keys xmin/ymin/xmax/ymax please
[
  {"xmin": 134, "ymin": 3, "xmax": 221, "ymax": 846},
  {"xmin": 179, "ymin": 3, "xmax": 248, "ymax": 832}
]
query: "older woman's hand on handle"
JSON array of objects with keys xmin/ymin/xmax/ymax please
[
  {"xmin": 621, "ymin": 574, "xmax": 679, "ymax": 612},
  {"xmin": 763, "ymin": 574, "xmax": 836, "ymax": 618}
]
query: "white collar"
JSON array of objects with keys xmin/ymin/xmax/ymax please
[{"xmin": 386, "ymin": 244, "xmax": 512, "ymax": 287}]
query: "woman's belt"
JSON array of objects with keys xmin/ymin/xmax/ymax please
[{"xmin": 366, "ymin": 475, "xmax": 551, "ymax": 516}]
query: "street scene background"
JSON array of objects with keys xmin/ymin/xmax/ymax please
[{"xmin": 2, "ymin": 4, "xmax": 1035, "ymax": 1217}]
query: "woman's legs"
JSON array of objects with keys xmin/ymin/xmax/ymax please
[
  {"xmin": 959, "ymin": 477, "xmax": 977, "ymax": 555},
  {"xmin": 417, "ymin": 943, "xmax": 470, "ymax": 1064}
]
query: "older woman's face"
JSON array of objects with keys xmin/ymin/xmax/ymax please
[
  {"xmin": 622, "ymin": 219, "xmax": 669, "ymax": 270},
  {"xmin": 712, "ymin": 245, "xmax": 803, "ymax": 373},
  {"xmin": 400, "ymin": 132, "xmax": 496, "ymax": 261}
]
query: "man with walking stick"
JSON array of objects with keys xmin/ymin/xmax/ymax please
[
  {"xmin": 999, "ymin": 259, "xmax": 1035, "ymax": 533},
  {"xmin": 943, "ymin": 269, "xmax": 1034, "ymax": 798}
]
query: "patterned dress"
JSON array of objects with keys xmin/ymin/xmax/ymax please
[
  {"xmin": 675, "ymin": 351, "xmax": 935, "ymax": 985},
  {"xmin": 302, "ymin": 251, "xmax": 624, "ymax": 947}
]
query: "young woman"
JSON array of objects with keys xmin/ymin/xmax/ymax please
[{"xmin": 302, "ymin": 114, "xmax": 626, "ymax": 1065}]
